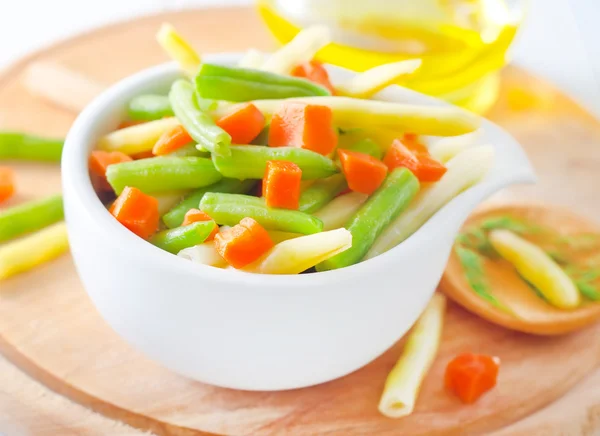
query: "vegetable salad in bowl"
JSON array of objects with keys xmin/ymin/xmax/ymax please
[{"xmin": 89, "ymin": 23, "xmax": 490, "ymax": 274}]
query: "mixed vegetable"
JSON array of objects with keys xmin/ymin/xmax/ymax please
[{"xmin": 90, "ymin": 23, "xmax": 490, "ymax": 274}]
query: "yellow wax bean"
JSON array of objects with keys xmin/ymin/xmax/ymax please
[
  {"xmin": 379, "ymin": 293, "xmax": 446, "ymax": 418},
  {"xmin": 156, "ymin": 23, "xmax": 201, "ymax": 76},
  {"xmin": 336, "ymin": 59, "xmax": 421, "ymax": 99},
  {"xmin": 97, "ymin": 117, "xmax": 180, "ymax": 155},
  {"xmin": 489, "ymin": 229, "xmax": 581, "ymax": 309}
]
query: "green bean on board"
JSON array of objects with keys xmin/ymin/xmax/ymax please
[
  {"xmin": 0, "ymin": 194, "xmax": 64, "ymax": 243},
  {"xmin": 0, "ymin": 132, "xmax": 63, "ymax": 162}
]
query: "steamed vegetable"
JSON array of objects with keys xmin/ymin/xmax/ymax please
[
  {"xmin": 0, "ymin": 132, "xmax": 63, "ymax": 162},
  {"xmin": 152, "ymin": 125, "xmax": 194, "ymax": 156},
  {"xmin": 291, "ymin": 60, "xmax": 335, "ymax": 94},
  {"xmin": 110, "ymin": 187, "xmax": 159, "ymax": 239},
  {"xmin": 0, "ymin": 195, "xmax": 64, "ymax": 243},
  {"xmin": 445, "ymin": 353, "xmax": 500, "ymax": 404},
  {"xmin": 214, "ymin": 217, "xmax": 274, "ymax": 268},
  {"xmin": 337, "ymin": 148, "xmax": 388, "ymax": 195},
  {"xmin": 384, "ymin": 139, "xmax": 447, "ymax": 182},
  {"xmin": 221, "ymin": 96, "xmax": 481, "ymax": 136},
  {"xmin": 156, "ymin": 23, "xmax": 201, "ymax": 76},
  {"xmin": 106, "ymin": 156, "xmax": 222, "ymax": 194},
  {"xmin": 243, "ymin": 228, "xmax": 352, "ymax": 274},
  {"xmin": 317, "ymin": 168, "xmax": 419, "ymax": 271},
  {"xmin": 336, "ymin": 59, "xmax": 421, "ymax": 99},
  {"xmin": 0, "ymin": 222, "xmax": 69, "ymax": 281},
  {"xmin": 169, "ymin": 80, "xmax": 232, "ymax": 157},
  {"xmin": 263, "ymin": 160, "xmax": 302, "ymax": 209},
  {"xmin": 212, "ymin": 145, "xmax": 338, "ymax": 180},
  {"xmin": 151, "ymin": 221, "xmax": 216, "ymax": 254},
  {"xmin": 215, "ymin": 103, "xmax": 265, "ymax": 144},
  {"xmin": 178, "ymin": 241, "xmax": 227, "ymax": 267},
  {"xmin": 366, "ymin": 146, "xmax": 494, "ymax": 259},
  {"xmin": 268, "ymin": 102, "xmax": 338, "ymax": 155},
  {"xmin": 298, "ymin": 174, "xmax": 347, "ymax": 213},
  {"xmin": 379, "ymin": 293, "xmax": 446, "ymax": 418},
  {"xmin": 260, "ymin": 25, "xmax": 331, "ymax": 75},
  {"xmin": 314, "ymin": 192, "xmax": 368, "ymax": 231},
  {"xmin": 196, "ymin": 63, "xmax": 330, "ymax": 101},
  {"xmin": 127, "ymin": 94, "xmax": 174, "ymax": 121},
  {"xmin": 200, "ymin": 193, "xmax": 323, "ymax": 234},
  {"xmin": 162, "ymin": 178, "xmax": 255, "ymax": 228},
  {"xmin": 181, "ymin": 209, "xmax": 219, "ymax": 240},
  {"xmin": 98, "ymin": 117, "xmax": 180, "ymax": 155},
  {"xmin": 489, "ymin": 229, "xmax": 581, "ymax": 309}
]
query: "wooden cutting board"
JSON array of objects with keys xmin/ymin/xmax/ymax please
[{"xmin": 2, "ymin": 6, "xmax": 600, "ymax": 436}]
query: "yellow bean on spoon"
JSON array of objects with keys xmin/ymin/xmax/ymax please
[{"xmin": 440, "ymin": 204, "xmax": 600, "ymax": 335}]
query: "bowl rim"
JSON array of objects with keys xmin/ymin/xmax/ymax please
[{"xmin": 62, "ymin": 53, "xmax": 528, "ymax": 289}]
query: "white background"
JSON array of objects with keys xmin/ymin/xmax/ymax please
[{"xmin": 0, "ymin": 0, "xmax": 599, "ymax": 117}]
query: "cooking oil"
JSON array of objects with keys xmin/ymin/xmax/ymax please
[{"xmin": 257, "ymin": 0, "xmax": 524, "ymax": 113}]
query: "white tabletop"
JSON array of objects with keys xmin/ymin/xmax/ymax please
[{"xmin": 0, "ymin": 0, "xmax": 599, "ymax": 118}]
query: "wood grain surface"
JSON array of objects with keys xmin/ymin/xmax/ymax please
[{"xmin": 1, "ymin": 6, "xmax": 600, "ymax": 436}]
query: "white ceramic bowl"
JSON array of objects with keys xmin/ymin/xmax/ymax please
[{"xmin": 62, "ymin": 53, "xmax": 535, "ymax": 391}]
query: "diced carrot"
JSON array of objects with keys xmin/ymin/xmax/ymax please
[
  {"xmin": 216, "ymin": 103, "xmax": 265, "ymax": 144},
  {"xmin": 182, "ymin": 208, "xmax": 219, "ymax": 240},
  {"xmin": 291, "ymin": 60, "xmax": 335, "ymax": 94},
  {"xmin": 384, "ymin": 139, "xmax": 447, "ymax": 182},
  {"xmin": 152, "ymin": 124, "xmax": 194, "ymax": 156},
  {"xmin": 109, "ymin": 186, "xmax": 159, "ymax": 239},
  {"xmin": 445, "ymin": 353, "xmax": 500, "ymax": 404},
  {"xmin": 337, "ymin": 149, "xmax": 387, "ymax": 195},
  {"xmin": 118, "ymin": 120, "xmax": 145, "ymax": 129},
  {"xmin": 262, "ymin": 160, "xmax": 302, "ymax": 209},
  {"xmin": 89, "ymin": 150, "xmax": 133, "ymax": 191},
  {"xmin": 0, "ymin": 167, "xmax": 15, "ymax": 203},
  {"xmin": 214, "ymin": 217, "xmax": 274, "ymax": 268},
  {"xmin": 402, "ymin": 133, "xmax": 429, "ymax": 154},
  {"xmin": 268, "ymin": 102, "xmax": 338, "ymax": 156},
  {"xmin": 130, "ymin": 150, "xmax": 156, "ymax": 160}
]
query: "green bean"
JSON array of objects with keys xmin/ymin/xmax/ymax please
[
  {"xmin": 127, "ymin": 94, "xmax": 174, "ymax": 121},
  {"xmin": 162, "ymin": 179, "xmax": 256, "ymax": 228},
  {"xmin": 212, "ymin": 145, "xmax": 338, "ymax": 180},
  {"xmin": 343, "ymin": 138, "xmax": 383, "ymax": 160},
  {"xmin": 169, "ymin": 80, "xmax": 231, "ymax": 157},
  {"xmin": 166, "ymin": 143, "xmax": 208, "ymax": 158},
  {"xmin": 195, "ymin": 63, "xmax": 330, "ymax": 102},
  {"xmin": 317, "ymin": 168, "xmax": 419, "ymax": 271},
  {"xmin": 298, "ymin": 174, "xmax": 347, "ymax": 213},
  {"xmin": 0, "ymin": 194, "xmax": 63, "ymax": 243},
  {"xmin": 205, "ymin": 193, "xmax": 265, "ymax": 206},
  {"xmin": 106, "ymin": 156, "xmax": 222, "ymax": 195},
  {"xmin": 150, "ymin": 221, "xmax": 216, "ymax": 254},
  {"xmin": 0, "ymin": 132, "xmax": 63, "ymax": 162},
  {"xmin": 200, "ymin": 193, "xmax": 323, "ymax": 234}
]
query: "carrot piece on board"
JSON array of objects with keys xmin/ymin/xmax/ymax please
[
  {"xmin": 89, "ymin": 150, "xmax": 133, "ymax": 191},
  {"xmin": 262, "ymin": 160, "xmax": 302, "ymax": 209},
  {"xmin": 152, "ymin": 124, "xmax": 194, "ymax": 156},
  {"xmin": 214, "ymin": 217, "xmax": 274, "ymax": 268},
  {"xmin": 109, "ymin": 186, "xmax": 159, "ymax": 239},
  {"xmin": 338, "ymin": 149, "xmax": 388, "ymax": 195},
  {"xmin": 383, "ymin": 139, "xmax": 446, "ymax": 182},
  {"xmin": 0, "ymin": 167, "xmax": 15, "ymax": 203},
  {"xmin": 268, "ymin": 102, "xmax": 338, "ymax": 156},
  {"xmin": 445, "ymin": 353, "xmax": 500, "ymax": 404},
  {"xmin": 216, "ymin": 103, "xmax": 265, "ymax": 144},
  {"xmin": 291, "ymin": 60, "xmax": 335, "ymax": 94},
  {"xmin": 182, "ymin": 208, "xmax": 219, "ymax": 240}
]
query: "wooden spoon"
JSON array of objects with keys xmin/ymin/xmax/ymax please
[{"xmin": 440, "ymin": 204, "xmax": 600, "ymax": 335}]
